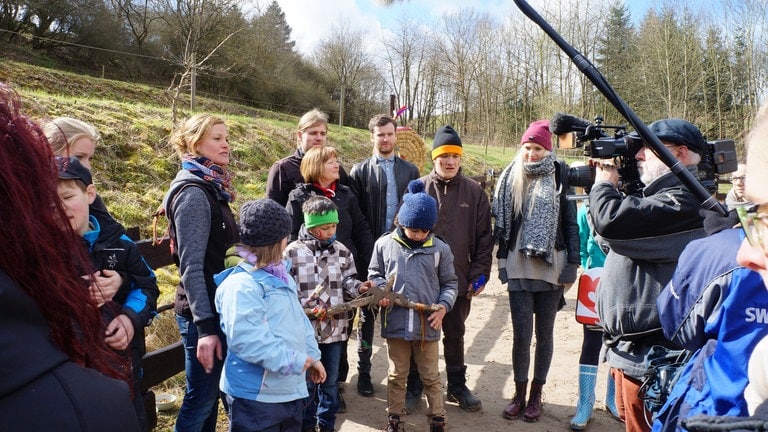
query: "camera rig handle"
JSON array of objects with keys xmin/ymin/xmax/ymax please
[{"xmin": 513, "ymin": 0, "xmax": 727, "ymax": 216}]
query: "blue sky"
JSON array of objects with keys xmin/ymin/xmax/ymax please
[{"xmin": 268, "ymin": 0, "xmax": 658, "ymax": 56}]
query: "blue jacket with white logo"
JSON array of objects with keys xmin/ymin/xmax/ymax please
[{"xmin": 653, "ymin": 229, "xmax": 768, "ymax": 431}]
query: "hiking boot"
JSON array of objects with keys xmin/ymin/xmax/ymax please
[
  {"xmin": 430, "ymin": 416, "xmax": 445, "ymax": 432},
  {"xmin": 357, "ymin": 373, "xmax": 375, "ymax": 397},
  {"xmin": 385, "ymin": 414, "xmax": 402, "ymax": 432}
]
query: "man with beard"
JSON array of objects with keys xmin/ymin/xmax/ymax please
[{"xmin": 589, "ymin": 119, "xmax": 707, "ymax": 432}]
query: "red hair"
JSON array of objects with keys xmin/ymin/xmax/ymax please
[{"xmin": 0, "ymin": 84, "xmax": 127, "ymax": 381}]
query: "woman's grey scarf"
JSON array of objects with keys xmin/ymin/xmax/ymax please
[{"xmin": 493, "ymin": 153, "xmax": 559, "ymax": 264}]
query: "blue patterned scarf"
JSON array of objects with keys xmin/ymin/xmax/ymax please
[{"xmin": 181, "ymin": 154, "xmax": 236, "ymax": 202}]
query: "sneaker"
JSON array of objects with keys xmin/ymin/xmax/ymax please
[{"xmin": 337, "ymin": 393, "xmax": 346, "ymax": 414}]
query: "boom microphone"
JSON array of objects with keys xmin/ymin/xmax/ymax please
[{"xmin": 550, "ymin": 113, "xmax": 592, "ymax": 135}]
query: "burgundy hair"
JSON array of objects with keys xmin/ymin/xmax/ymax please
[{"xmin": 0, "ymin": 83, "xmax": 127, "ymax": 382}]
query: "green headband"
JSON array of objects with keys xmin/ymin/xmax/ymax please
[{"xmin": 304, "ymin": 209, "xmax": 339, "ymax": 229}]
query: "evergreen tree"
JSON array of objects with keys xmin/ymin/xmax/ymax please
[{"xmin": 594, "ymin": 1, "xmax": 637, "ymax": 123}]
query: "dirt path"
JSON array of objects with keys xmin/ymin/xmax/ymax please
[{"xmin": 335, "ymin": 261, "xmax": 624, "ymax": 432}]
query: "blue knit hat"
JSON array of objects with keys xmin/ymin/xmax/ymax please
[{"xmin": 397, "ymin": 179, "xmax": 437, "ymax": 230}]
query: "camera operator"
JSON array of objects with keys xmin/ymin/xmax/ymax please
[{"xmin": 589, "ymin": 118, "xmax": 708, "ymax": 432}]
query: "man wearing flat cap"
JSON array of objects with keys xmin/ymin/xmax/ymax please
[{"xmin": 589, "ymin": 118, "xmax": 708, "ymax": 431}]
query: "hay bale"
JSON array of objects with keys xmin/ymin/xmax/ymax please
[{"xmin": 396, "ymin": 126, "xmax": 429, "ymax": 174}]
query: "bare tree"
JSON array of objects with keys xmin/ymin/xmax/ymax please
[
  {"xmin": 382, "ymin": 19, "xmax": 439, "ymax": 132},
  {"xmin": 156, "ymin": 0, "xmax": 242, "ymax": 121},
  {"xmin": 110, "ymin": 0, "xmax": 163, "ymax": 52},
  {"xmin": 314, "ymin": 21, "xmax": 372, "ymax": 126}
]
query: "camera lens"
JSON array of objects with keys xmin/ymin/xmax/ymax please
[{"xmin": 567, "ymin": 165, "xmax": 595, "ymax": 188}]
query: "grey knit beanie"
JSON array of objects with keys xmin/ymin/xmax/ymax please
[{"xmin": 239, "ymin": 199, "xmax": 292, "ymax": 247}]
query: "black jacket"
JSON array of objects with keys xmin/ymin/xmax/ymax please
[
  {"xmin": 0, "ymin": 270, "xmax": 140, "ymax": 431},
  {"xmin": 286, "ymin": 182, "xmax": 374, "ymax": 274},
  {"xmin": 267, "ymin": 148, "xmax": 350, "ymax": 207},
  {"xmin": 590, "ymin": 167, "xmax": 706, "ymax": 379},
  {"xmin": 349, "ymin": 156, "xmax": 420, "ymax": 238}
]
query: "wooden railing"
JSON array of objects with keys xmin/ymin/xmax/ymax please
[{"xmin": 129, "ymin": 228, "xmax": 184, "ymax": 430}]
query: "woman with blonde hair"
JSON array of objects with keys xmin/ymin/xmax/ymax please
[
  {"xmin": 493, "ymin": 120, "xmax": 580, "ymax": 423},
  {"xmin": 161, "ymin": 113, "xmax": 240, "ymax": 432},
  {"xmin": 267, "ymin": 109, "xmax": 349, "ymax": 206},
  {"xmin": 41, "ymin": 116, "xmax": 100, "ymax": 168}
]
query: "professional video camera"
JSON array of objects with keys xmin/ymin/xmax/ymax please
[
  {"xmin": 551, "ymin": 113, "xmax": 738, "ymax": 196},
  {"xmin": 552, "ymin": 113, "xmax": 643, "ymax": 195}
]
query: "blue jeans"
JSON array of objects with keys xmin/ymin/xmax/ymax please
[
  {"xmin": 175, "ymin": 314, "xmax": 225, "ymax": 432},
  {"xmin": 304, "ymin": 341, "xmax": 342, "ymax": 430}
]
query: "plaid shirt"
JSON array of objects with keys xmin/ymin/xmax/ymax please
[{"xmin": 284, "ymin": 226, "xmax": 363, "ymax": 343}]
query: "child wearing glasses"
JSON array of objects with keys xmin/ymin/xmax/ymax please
[{"xmin": 368, "ymin": 179, "xmax": 458, "ymax": 432}]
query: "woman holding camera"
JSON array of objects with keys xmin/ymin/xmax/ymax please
[{"xmin": 492, "ymin": 119, "xmax": 580, "ymax": 423}]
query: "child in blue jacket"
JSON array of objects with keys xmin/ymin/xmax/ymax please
[
  {"xmin": 56, "ymin": 156, "xmax": 159, "ymax": 431},
  {"xmin": 215, "ymin": 198, "xmax": 326, "ymax": 432}
]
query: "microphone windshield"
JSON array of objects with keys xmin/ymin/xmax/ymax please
[{"xmin": 551, "ymin": 113, "xmax": 591, "ymax": 135}]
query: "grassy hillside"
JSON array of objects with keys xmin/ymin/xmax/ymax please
[{"xmin": 0, "ymin": 59, "xmax": 513, "ymax": 239}]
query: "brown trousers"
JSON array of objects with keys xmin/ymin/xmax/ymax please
[
  {"xmin": 612, "ymin": 367, "xmax": 651, "ymax": 432},
  {"xmin": 385, "ymin": 338, "xmax": 445, "ymax": 419}
]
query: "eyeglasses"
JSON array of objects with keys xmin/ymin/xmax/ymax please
[
  {"xmin": 731, "ymin": 176, "xmax": 746, "ymax": 183},
  {"xmin": 737, "ymin": 204, "xmax": 768, "ymax": 254}
]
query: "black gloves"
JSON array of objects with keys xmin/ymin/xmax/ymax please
[
  {"xmin": 498, "ymin": 259, "xmax": 509, "ymax": 284},
  {"xmin": 558, "ymin": 263, "xmax": 579, "ymax": 285}
]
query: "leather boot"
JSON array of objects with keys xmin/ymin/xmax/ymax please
[
  {"xmin": 523, "ymin": 381, "xmax": 544, "ymax": 422},
  {"xmin": 570, "ymin": 365, "xmax": 597, "ymax": 430},
  {"xmin": 502, "ymin": 381, "xmax": 528, "ymax": 420},
  {"xmin": 446, "ymin": 365, "xmax": 482, "ymax": 412}
]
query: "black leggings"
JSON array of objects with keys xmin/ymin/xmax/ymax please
[
  {"xmin": 508, "ymin": 288, "xmax": 563, "ymax": 384},
  {"xmin": 579, "ymin": 325, "xmax": 603, "ymax": 365}
]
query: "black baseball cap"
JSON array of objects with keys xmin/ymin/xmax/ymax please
[{"xmin": 55, "ymin": 156, "xmax": 93, "ymax": 186}]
